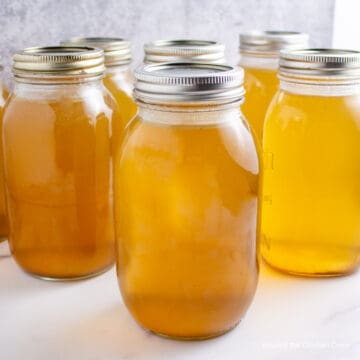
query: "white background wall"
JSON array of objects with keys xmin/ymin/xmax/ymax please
[
  {"xmin": 0, "ymin": 0, "xmax": 335, "ymax": 82},
  {"xmin": 333, "ymin": 0, "xmax": 360, "ymax": 49}
]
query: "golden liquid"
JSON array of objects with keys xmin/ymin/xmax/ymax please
[
  {"xmin": 262, "ymin": 91, "xmax": 360, "ymax": 276},
  {"xmin": 103, "ymin": 68, "xmax": 137, "ymax": 127},
  {"xmin": 3, "ymin": 87, "xmax": 121, "ymax": 279},
  {"xmin": 0, "ymin": 84, "xmax": 9, "ymax": 239},
  {"xmin": 242, "ymin": 67, "xmax": 278, "ymax": 142},
  {"xmin": 115, "ymin": 110, "xmax": 259, "ymax": 339},
  {"xmin": 2, "ymin": 85, "xmax": 9, "ymax": 100}
]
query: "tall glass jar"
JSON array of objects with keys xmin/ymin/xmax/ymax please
[
  {"xmin": 239, "ymin": 31, "xmax": 308, "ymax": 141},
  {"xmin": 144, "ymin": 39, "xmax": 226, "ymax": 64},
  {"xmin": 61, "ymin": 37, "xmax": 137, "ymax": 127},
  {"xmin": 0, "ymin": 58, "xmax": 9, "ymax": 242},
  {"xmin": 262, "ymin": 49, "xmax": 360, "ymax": 277},
  {"xmin": 114, "ymin": 63, "xmax": 260, "ymax": 339},
  {"xmin": 3, "ymin": 47, "xmax": 121, "ymax": 280}
]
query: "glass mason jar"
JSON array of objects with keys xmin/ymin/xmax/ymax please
[
  {"xmin": 144, "ymin": 39, "xmax": 226, "ymax": 64},
  {"xmin": 61, "ymin": 37, "xmax": 137, "ymax": 127},
  {"xmin": 0, "ymin": 58, "xmax": 9, "ymax": 242},
  {"xmin": 239, "ymin": 31, "xmax": 308, "ymax": 141},
  {"xmin": 262, "ymin": 49, "xmax": 360, "ymax": 277},
  {"xmin": 3, "ymin": 47, "xmax": 121, "ymax": 280},
  {"xmin": 114, "ymin": 63, "xmax": 260, "ymax": 339}
]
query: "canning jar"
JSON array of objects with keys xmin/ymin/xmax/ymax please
[
  {"xmin": 144, "ymin": 39, "xmax": 226, "ymax": 64},
  {"xmin": 61, "ymin": 37, "xmax": 137, "ymax": 126},
  {"xmin": 262, "ymin": 49, "xmax": 360, "ymax": 276},
  {"xmin": 114, "ymin": 63, "xmax": 260, "ymax": 339},
  {"xmin": 239, "ymin": 31, "xmax": 308, "ymax": 141},
  {"xmin": 3, "ymin": 47, "xmax": 121, "ymax": 280}
]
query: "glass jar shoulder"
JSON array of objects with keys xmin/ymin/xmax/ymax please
[
  {"xmin": 265, "ymin": 90, "xmax": 360, "ymax": 127},
  {"xmin": 4, "ymin": 82, "xmax": 118, "ymax": 127},
  {"xmin": 242, "ymin": 65, "xmax": 278, "ymax": 92},
  {"xmin": 104, "ymin": 66, "xmax": 134, "ymax": 97},
  {"xmin": 118, "ymin": 109, "xmax": 259, "ymax": 178},
  {"xmin": 103, "ymin": 67, "xmax": 137, "ymax": 126},
  {"xmin": 243, "ymin": 65, "xmax": 278, "ymax": 78}
]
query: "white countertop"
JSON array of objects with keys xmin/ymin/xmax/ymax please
[{"xmin": 1, "ymin": 241, "xmax": 359, "ymax": 360}]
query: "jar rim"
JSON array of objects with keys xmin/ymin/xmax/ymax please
[
  {"xmin": 134, "ymin": 62, "xmax": 245, "ymax": 105},
  {"xmin": 239, "ymin": 30, "xmax": 309, "ymax": 57},
  {"xmin": 144, "ymin": 39, "xmax": 226, "ymax": 64},
  {"xmin": 60, "ymin": 37, "xmax": 132, "ymax": 66},
  {"xmin": 13, "ymin": 46, "xmax": 106, "ymax": 81},
  {"xmin": 279, "ymin": 48, "xmax": 360, "ymax": 81}
]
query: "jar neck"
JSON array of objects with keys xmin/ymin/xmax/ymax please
[
  {"xmin": 105, "ymin": 65, "xmax": 134, "ymax": 97},
  {"xmin": 239, "ymin": 53, "xmax": 278, "ymax": 70},
  {"xmin": 279, "ymin": 75, "xmax": 360, "ymax": 97},
  {"xmin": 13, "ymin": 77, "xmax": 105, "ymax": 100},
  {"xmin": 106, "ymin": 64, "xmax": 131, "ymax": 76},
  {"xmin": 137, "ymin": 101, "xmax": 243, "ymax": 126}
]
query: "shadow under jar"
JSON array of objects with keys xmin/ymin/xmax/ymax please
[
  {"xmin": 3, "ymin": 47, "xmax": 121, "ymax": 280},
  {"xmin": 114, "ymin": 63, "xmax": 260, "ymax": 340},
  {"xmin": 239, "ymin": 31, "xmax": 308, "ymax": 142},
  {"xmin": 262, "ymin": 49, "xmax": 360, "ymax": 277},
  {"xmin": 61, "ymin": 37, "xmax": 137, "ymax": 128}
]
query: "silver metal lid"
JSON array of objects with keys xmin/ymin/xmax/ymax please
[
  {"xmin": 240, "ymin": 31, "xmax": 309, "ymax": 57},
  {"xmin": 61, "ymin": 37, "xmax": 132, "ymax": 66},
  {"xmin": 144, "ymin": 40, "xmax": 226, "ymax": 64},
  {"xmin": 279, "ymin": 49, "xmax": 360, "ymax": 79},
  {"xmin": 134, "ymin": 62, "xmax": 244, "ymax": 105},
  {"xmin": 13, "ymin": 46, "xmax": 105, "ymax": 81}
]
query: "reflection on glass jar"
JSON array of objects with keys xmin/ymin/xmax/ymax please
[
  {"xmin": 239, "ymin": 31, "xmax": 308, "ymax": 142},
  {"xmin": 0, "ymin": 59, "xmax": 9, "ymax": 241},
  {"xmin": 262, "ymin": 49, "xmax": 360, "ymax": 277},
  {"xmin": 3, "ymin": 47, "xmax": 121, "ymax": 280},
  {"xmin": 114, "ymin": 63, "xmax": 260, "ymax": 339},
  {"xmin": 61, "ymin": 37, "xmax": 137, "ymax": 127}
]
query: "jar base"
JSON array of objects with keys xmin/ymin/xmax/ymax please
[
  {"xmin": 263, "ymin": 257, "xmax": 358, "ymax": 278},
  {"xmin": 150, "ymin": 321, "xmax": 240, "ymax": 341},
  {"xmin": 22, "ymin": 263, "xmax": 114, "ymax": 282}
]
